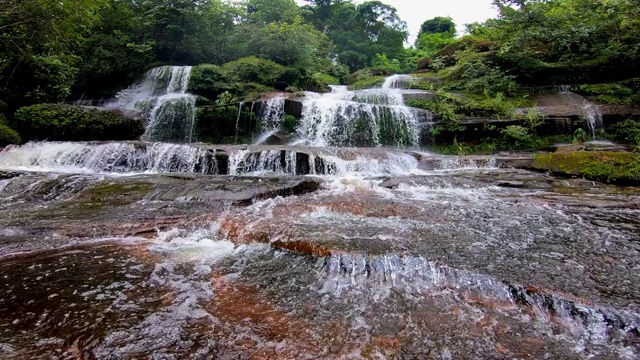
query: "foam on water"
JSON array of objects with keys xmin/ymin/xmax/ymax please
[
  {"xmin": 0, "ymin": 142, "xmax": 218, "ymax": 175},
  {"xmin": 296, "ymin": 78, "xmax": 426, "ymax": 147}
]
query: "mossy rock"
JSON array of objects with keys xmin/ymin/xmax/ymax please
[
  {"xmin": 347, "ymin": 76, "xmax": 386, "ymax": 90},
  {"xmin": 0, "ymin": 123, "xmax": 21, "ymax": 146},
  {"xmin": 13, "ymin": 104, "xmax": 144, "ymax": 142},
  {"xmin": 532, "ymin": 151, "xmax": 640, "ymax": 185}
]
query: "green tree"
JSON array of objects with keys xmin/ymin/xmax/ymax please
[
  {"xmin": 0, "ymin": 0, "xmax": 108, "ymax": 108},
  {"xmin": 245, "ymin": 0, "xmax": 300, "ymax": 24},
  {"xmin": 419, "ymin": 16, "xmax": 456, "ymax": 36}
]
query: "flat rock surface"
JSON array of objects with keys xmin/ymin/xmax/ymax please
[{"xmin": 1, "ymin": 150, "xmax": 639, "ymax": 359}]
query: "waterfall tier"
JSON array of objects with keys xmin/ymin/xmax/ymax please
[
  {"xmin": 109, "ymin": 66, "xmax": 196, "ymax": 143},
  {"xmin": 296, "ymin": 85, "xmax": 430, "ymax": 148}
]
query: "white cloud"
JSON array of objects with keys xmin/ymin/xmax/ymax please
[{"xmin": 295, "ymin": 0, "xmax": 499, "ymax": 44}]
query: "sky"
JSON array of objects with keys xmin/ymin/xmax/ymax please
[{"xmin": 295, "ymin": 0, "xmax": 500, "ymax": 45}]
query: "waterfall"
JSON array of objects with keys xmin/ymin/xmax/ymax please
[
  {"xmin": 381, "ymin": 74, "xmax": 416, "ymax": 89},
  {"xmin": 556, "ymin": 85, "xmax": 603, "ymax": 136},
  {"xmin": 582, "ymin": 101, "xmax": 603, "ymax": 136},
  {"xmin": 0, "ymin": 142, "xmax": 219, "ymax": 174},
  {"xmin": 0, "ymin": 142, "xmax": 426, "ymax": 177},
  {"xmin": 296, "ymin": 79, "xmax": 426, "ymax": 148},
  {"xmin": 109, "ymin": 66, "xmax": 197, "ymax": 143},
  {"xmin": 235, "ymin": 102, "xmax": 244, "ymax": 144},
  {"xmin": 254, "ymin": 96, "xmax": 286, "ymax": 145}
]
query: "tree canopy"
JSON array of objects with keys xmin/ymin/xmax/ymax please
[{"xmin": 1, "ymin": 0, "xmax": 639, "ymax": 114}]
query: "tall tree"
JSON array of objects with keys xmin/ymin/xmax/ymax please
[{"xmin": 0, "ymin": 0, "xmax": 107, "ymax": 108}]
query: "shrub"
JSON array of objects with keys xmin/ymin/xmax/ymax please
[
  {"xmin": 14, "ymin": 104, "xmax": 144, "ymax": 141},
  {"xmin": 222, "ymin": 56, "xmax": 288, "ymax": 87},
  {"xmin": 188, "ymin": 64, "xmax": 228, "ymax": 100},
  {"xmin": 283, "ymin": 115, "xmax": 299, "ymax": 133},
  {"xmin": 609, "ymin": 118, "xmax": 640, "ymax": 148},
  {"xmin": 575, "ymin": 80, "xmax": 640, "ymax": 105},
  {"xmin": 0, "ymin": 123, "xmax": 21, "ymax": 146},
  {"xmin": 442, "ymin": 53, "xmax": 519, "ymax": 97}
]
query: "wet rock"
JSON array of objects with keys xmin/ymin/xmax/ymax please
[
  {"xmin": 497, "ymin": 181, "xmax": 526, "ymax": 188},
  {"xmin": 0, "ymin": 170, "xmax": 21, "ymax": 180},
  {"xmin": 262, "ymin": 130, "xmax": 290, "ymax": 145}
]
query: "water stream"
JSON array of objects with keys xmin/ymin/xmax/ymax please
[{"xmin": 0, "ymin": 75, "xmax": 638, "ymax": 358}]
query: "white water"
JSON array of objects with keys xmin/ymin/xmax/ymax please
[
  {"xmin": 381, "ymin": 74, "xmax": 416, "ymax": 89},
  {"xmin": 582, "ymin": 100, "xmax": 604, "ymax": 136},
  {"xmin": 108, "ymin": 66, "xmax": 196, "ymax": 143},
  {"xmin": 0, "ymin": 142, "xmax": 218, "ymax": 175},
  {"xmin": 254, "ymin": 96, "xmax": 285, "ymax": 145},
  {"xmin": 0, "ymin": 141, "xmax": 437, "ymax": 178},
  {"xmin": 556, "ymin": 85, "xmax": 603, "ymax": 136},
  {"xmin": 296, "ymin": 80, "xmax": 425, "ymax": 147}
]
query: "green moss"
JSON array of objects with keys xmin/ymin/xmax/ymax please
[
  {"xmin": 347, "ymin": 76, "xmax": 385, "ymax": 90},
  {"xmin": 533, "ymin": 151, "xmax": 640, "ymax": 184},
  {"xmin": 13, "ymin": 104, "xmax": 143, "ymax": 142},
  {"xmin": 76, "ymin": 182, "xmax": 153, "ymax": 209}
]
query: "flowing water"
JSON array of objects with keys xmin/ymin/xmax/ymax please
[
  {"xmin": 108, "ymin": 66, "xmax": 196, "ymax": 143},
  {"xmin": 557, "ymin": 85, "xmax": 604, "ymax": 136},
  {"xmin": 0, "ymin": 75, "xmax": 639, "ymax": 358},
  {"xmin": 296, "ymin": 83, "xmax": 430, "ymax": 148}
]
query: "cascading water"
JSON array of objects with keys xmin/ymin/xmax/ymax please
[
  {"xmin": 0, "ymin": 142, "xmax": 219, "ymax": 174},
  {"xmin": 582, "ymin": 100, "xmax": 604, "ymax": 136},
  {"xmin": 296, "ymin": 82, "xmax": 429, "ymax": 148},
  {"xmin": 381, "ymin": 74, "xmax": 417, "ymax": 89},
  {"xmin": 2, "ymin": 74, "xmax": 639, "ymax": 359},
  {"xmin": 109, "ymin": 66, "xmax": 196, "ymax": 143},
  {"xmin": 253, "ymin": 96, "xmax": 286, "ymax": 145},
  {"xmin": 557, "ymin": 84, "xmax": 603, "ymax": 136}
]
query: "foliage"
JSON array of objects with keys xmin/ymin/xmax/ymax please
[
  {"xmin": 608, "ymin": 119, "xmax": 640, "ymax": 148},
  {"xmin": 222, "ymin": 57, "xmax": 288, "ymax": 87},
  {"xmin": 0, "ymin": 124, "xmax": 21, "ymax": 146},
  {"xmin": 0, "ymin": 0, "xmax": 107, "ymax": 109},
  {"xmin": 428, "ymin": 135, "xmax": 572, "ymax": 155},
  {"xmin": 441, "ymin": 52, "xmax": 519, "ymax": 97},
  {"xmin": 574, "ymin": 80, "xmax": 640, "ymax": 105},
  {"xmin": 406, "ymin": 91, "xmax": 529, "ymax": 121},
  {"xmin": 415, "ymin": 33, "xmax": 457, "ymax": 59},
  {"xmin": 419, "ymin": 16, "xmax": 456, "ymax": 37},
  {"xmin": 188, "ymin": 64, "xmax": 229, "ymax": 99},
  {"xmin": 13, "ymin": 104, "xmax": 144, "ymax": 141},
  {"xmin": 283, "ymin": 114, "xmax": 299, "ymax": 133},
  {"xmin": 472, "ymin": 0, "xmax": 640, "ymax": 84},
  {"xmin": 302, "ymin": 0, "xmax": 408, "ymax": 71},
  {"xmin": 347, "ymin": 76, "xmax": 386, "ymax": 90},
  {"xmin": 195, "ymin": 105, "xmax": 256, "ymax": 144},
  {"xmin": 573, "ymin": 128, "xmax": 588, "ymax": 144},
  {"xmin": 370, "ymin": 54, "xmax": 402, "ymax": 75}
]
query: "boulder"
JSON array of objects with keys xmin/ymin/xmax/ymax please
[{"xmin": 263, "ymin": 131, "xmax": 291, "ymax": 145}]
